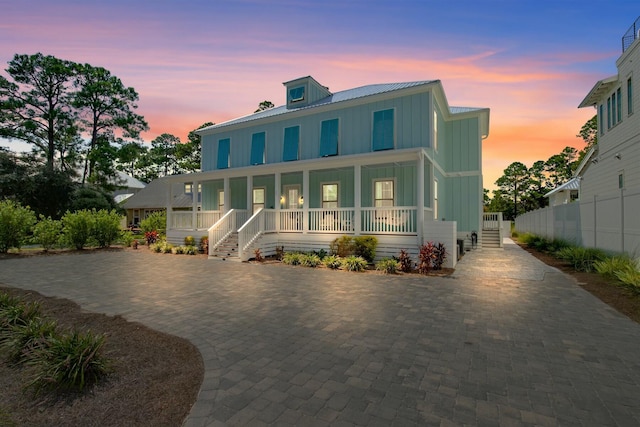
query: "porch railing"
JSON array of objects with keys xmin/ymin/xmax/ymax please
[
  {"xmin": 309, "ymin": 208, "xmax": 354, "ymax": 233},
  {"xmin": 171, "ymin": 212, "xmax": 193, "ymax": 229},
  {"xmin": 280, "ymin": 209, "xmax": 304, "ymax": 232},
  {"xmin": 171, "ymin": 210, "xmax": 223, "ymax": 230},
  {"xmin": 482, "ymin": 212, "xmax": 503, "ymax": 230},
  {"xmin": 208, "ymin": 209, "xmax": 249, "ymax": 254},
  {"xmin": 198, "ymin": 211, "xmax": 222, "ymax": 229},
  {"xmin": 361, "ymin": 207, "xmax": 417, "ymax": 234}
]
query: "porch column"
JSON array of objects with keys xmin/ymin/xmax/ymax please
[
  {"xmin": 417, "ymin": 152, "xmax": 425, "ymax": 246},
  {"xmin": 223, "ymin": 177, "xmax": 230, "ymax": 213},
  {"xmin": 192, "ymin": 180, "xmax": 199, "ymax": 230},
  {"xmin": 354, "ymin": 164, "xmax": 361, "ymax": 235},
  {"xmin": 166, "ymin": 181, "xmax": 173, "ymax": 231},
  {"xmin": 275, "ymin": 173, "xmax": 281, "ymax": 230},
  {"xmin": 303, "ymin": 169, "xmax": 309, "ymax": 234}
]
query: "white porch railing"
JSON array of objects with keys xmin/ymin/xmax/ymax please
[
  {"xmin": 198, "ymin": 211, "xmax": 222, "ymax": 229},
  {"xmin": 171, "ymin": 212, "xmax": 193, "ymax": 229},
  {"xmin": 483, "ymin": 212, "xmax": 503, "ymax": 230},
  {"xmin": 308, "ymin": 208, "xmax": 355, "ymax": 233},
  {"xmin": 238, "ymin": 209, "xmax": 265, "ymax": 261},
  {"xmin": 362, "ymin": 207, "xmax": 417, "ymax": 234},
  {"xmin": 208, "ymin": 209, "xmax": 249, "ymax": 254},
  {"xmin": 280, "ymin": 209, "xmax": 304, "ymax": 232}
]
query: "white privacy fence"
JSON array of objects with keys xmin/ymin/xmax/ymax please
[{"xmin": 515, "ymin": 187, "xmax": 640, "ymax": 255}]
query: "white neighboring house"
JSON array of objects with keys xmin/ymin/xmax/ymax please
[
  {"xmin": 544, "ymin": 177, "xmax": 580, "ymax": 207},
  {"xmin": 517, "ymin": 17, "xmax": 640, "ymax": 254},
  {"xmin": 113, "ymin": 171, "xmax": 147, "ymax": 204}
]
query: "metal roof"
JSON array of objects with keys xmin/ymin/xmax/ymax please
[
  {"xmin": 198, "ymin": 81, "xmax": 444, "ymax": 132},
  {"xmin": 578, "ymin": 75, "xmax": 618, "ymax": 108},
  {"xmin": 544, "ymin": 177, "xmax": 580, "ymax": 198}
]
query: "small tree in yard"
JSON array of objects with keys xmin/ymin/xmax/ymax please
[
  {"xmin": 61, "ymin": 210, "xmax": 94, "ymax": 250},
  {"xmin": 0, "ymin": 200, "xmax": 36, "ymax": 253},
  {"xmin": 92, "ymin": 209, "xmax": 121, "ymax": 248},
  {"xmin": 33, "ymin": 216, "xmax": 62, "ymax": 251}
]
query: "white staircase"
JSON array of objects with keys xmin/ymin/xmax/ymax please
[
  {"xmin": 481, "ymin": 228, "xmax": 502, "ymax": 248},
  {"xmin": 210, "ymin": 232, "xmax": 239, "ymax": 261}
]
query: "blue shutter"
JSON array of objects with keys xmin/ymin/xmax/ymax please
[
  {"xmin": 251, "ymin": 132, "xmax": 265, "ymax": 165},
  {"xmin": 319, "ymin": 119, "xmax": 338, "ymax": 157},
  {"xmin": 373, "ymin": 109, "xmax": 394, "ymax": 151},
  {"xmin": 217, "ymin": 138, "xmax": 230, "ymax": 169},
  {"xmin": 283, "ymin": 126, "xmax": 299, "ymax": 161}
]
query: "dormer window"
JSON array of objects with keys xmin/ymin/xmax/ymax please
[{"xmin": 289, "ymin": 86, "xmax": 305, "ymax": 103}]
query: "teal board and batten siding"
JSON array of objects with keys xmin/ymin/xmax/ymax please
[
  {"xmin": 443, "ymin": 175, "xmax": 482, "ymax": 233},
  {"xmin": 200, "ymin": 92, "xmax": 433, "ymax": 172},
  {"xmin": 202, "ymin": 180, "xmax": 224, "ymax": 210},
  {"xmin": 309, "ymin": 168, "xmax": 354, "ymax": 208},
  {"xmin": 230, "ymin": 177, "xmax": 247, "ymax": 209},
  {"xmin": 252, "ymin": 175, "xmax": 276, "ymax": 209},
  {"xmin": 444, "ymin": 117, "xmax": 481, "ymax": 172}
]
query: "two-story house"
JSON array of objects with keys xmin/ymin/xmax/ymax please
[
  {"xmin": 576, "ymin": 17, "xmax": 640, "ymax": 253},
  {"xmin": 164, "ymin": 76, "xmax": 490, "ymax": 266}
]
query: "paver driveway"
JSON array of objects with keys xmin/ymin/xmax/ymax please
[{"xmin": 1, "ymin": 240, "xmax": 639, "ymax": 426}]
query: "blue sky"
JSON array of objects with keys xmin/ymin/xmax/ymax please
[{"xmin": 1, "ymin": 0, "xmax": 638, "ymax": 188}]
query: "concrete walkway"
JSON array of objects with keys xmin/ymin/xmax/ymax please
[{"xmin": 1, "ymin": 240, "xmax": 639, "ymax": 426}]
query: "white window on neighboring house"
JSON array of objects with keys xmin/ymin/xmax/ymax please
[
  {"xmin": 184, "ymin": 183, "xmax": 193, "ymax": 194},
  {"xmin": 322, "ymin": 183, "xmax": 339, "ymax": 208},
  {"xmin": 434, "ymin": 179, "xmax": 439, "ymax": 219},
  {"xmin": 253, "ymin": 188, "xmax": 265, "ymax": 213},
  {"xmin": 374, "ymin": 180, "xmax": 394, "ymax": 207}
]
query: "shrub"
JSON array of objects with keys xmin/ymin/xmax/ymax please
[
  {"xmin": 594, "ymin": 256, "xmax": 634, "ymax": 279},
  {"xmin": 313, "ymin": 249, "xmax": 328, "ymax": 260},
  {"xmin": 341, "ymin": 255, "xmax": 367, "ymax": 272},
  {"xmin": 119, "ymin": 231, "xmax": 135, "ymax": 247},
  {"xmin": 418, "ymin": 242, "xmax": 435, "ymax": 274},
  {"xmin": 354, "ymin": 236, "xmax": 377, "ymax": 263},
  {"xmin": 330, "ymin": 236, "xmax": 355, "ymax": 257},
  {"xmin": 282, "ymin": 252, "xmax": 303, "ymax": 265},
  {"xmin": 323, "ymin": 255, "xmax": 342, "ymax": 270},
  {"xmin": 0, "ymin": 200, "xmax": 36, "ymax": 253},
  {"xmin": 376, "ymin": 258, "xmax": 399, "ymax": 274},
  {"xmin": 161, "ymin": 242, "xmax": 173, "ymax": 253},
  {"xmin": 144, "ymin": 230, "xmax": 159, "ymax": 245},
  {"xmin": 172, "ymin": 245, "xmax": 186, "ymax": 254},
  {"xmin": 254, "ymin": 248, "xmax": 263, "ymax": 262},
  {"xmin": 199, "ymin": 236, "xmax": 209, "ymax": 253},
  {"xmin": 615, "ymin": 259, "xmax": 640, "ymax": 293},
  {"xmin": 0, "ymin": 292, "xmax": 21, "ymax": 311},
  {"xmin": 184, "ymin": 245, "xmax": 198, "ymax": 255},
  {"xmin": 92, "ymin": 209, "xmax": 121, "ymax": 248},
  {"xmin": 27, "ymin": 330, "xmax": 109, "ymax": 393},
  {"xmin": 140, "ymin": 211, "xmax": 166, "ymax": 234},
  {"xmin": 0, "ymin": 318, "xmax": 58, "ymax": 364},
  {"xmin": 397, "ymin": 249, "xmax": 413, "ymax": 273},
  {"xmin": 0, "ymin": 301, "xmax": 41, "ymax": 330},
  {"xmin": 301, "ymin": 254, "xmax": 321, "ymax": 267},
  {"xmin": 433, "ymin": 243, "xmax": 447, "ymax": 270},
  {"xmin": 275, "ymin": 246, "xmax": 284, "ymax": 261},
  {"xmin": 61, "ymin": 210, "xmax": 94, "ymax": 250},
  {"xmin": 33, "ymin": 216, "xmax": 62, "ymax": 251},
  {"xmin": 184, "ymin": 235, "xmax": 196, "ymax": 246},
  {"xmin": 556, "ymin": 246, "xmax": 607, "ymax": 272}
]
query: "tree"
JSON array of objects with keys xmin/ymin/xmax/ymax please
[
  {"xmin": 485, "ymin": 189, "xmax": 510, "ymax": 214},
  {"xmin": 176, "ymin": 122, "xmax": 213, "ymax": 173},
  {"xmin": 116, "ymin": 141, "xmax": 148, "ymax": 180},
  {"xmin": 495, "ymin": 162, "xmax": 529, "ymax": 220},
  {"xmin": 545, "ymin": 146, "xmax": 577, "ymax": 189},
  {"xmin": 0, "ymin": 53, "xmax": 78, "ymax": 172},
  {"xmin": 577, "ymin": 114, "xmax": 597, "ymax": 163},
  {"xmin": 255, "ymin": 100, "xmax": 274, "ymax": 113},
  {"xmin": 149, "ymin": 133, "xmax": 181, "ymax": 176},
  {"xmin": 72, "ymin": 63, "xmax": 148, "ymax": 185},
  {"xmin": 524, "ymin": 160, "xmax": 548, "ymax": 211}
]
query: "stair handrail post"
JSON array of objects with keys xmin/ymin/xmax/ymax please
[{"xmin": 209, "ymin": 209, "xmax": 236, "ymax": 254}]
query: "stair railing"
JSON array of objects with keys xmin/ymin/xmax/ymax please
[
  {"xmin": 237, "ymin": 208, "xmax": 265, "ymax": 261},
  {"xmin": 208, "ymin": 209, "xmax": 237, "ymax": 255}
]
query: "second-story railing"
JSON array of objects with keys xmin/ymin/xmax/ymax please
[{"xmin": 622, "ymin": 16, "xmax": 640, "ymax": 53}]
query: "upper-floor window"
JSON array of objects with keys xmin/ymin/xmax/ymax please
[
  {"xmin": 599, "ymin": 104, "xmax": 604, "ymax": 135},
  {"xmin": 611, "ymin": 92, "xmax": 617, "ymax": 126},
  {"xmin": 217, "ymin": 138, "xmax": 230, "ymax": 169},
  {"xmin": 289, "ymin": 86, "xmax": 305, "ymax": 103},
  {"xmin": 283, "ymin": 126, "xmax": 299, "ymax": 161},
  {"xmin": 616, "ymin": 87, "xmax": 622, "ymax": 123},
  {"xmin": 322, "ymin": 183, "xmax": 339, "ymax": 208},
  {"xmin": 607, "ymin": 98, "xmax": 612, "ymax": 129},
  {"xmin": 250, "ymin": 132, "xmax": 265, "ymax": 165},
  {"xmin": 319, "ymin": 119, "xmax": 339, "ymax": 157},
  {"xmin": 628, "ymin": 77, "xmax": 633, "ymax": 115},
  {"xmin": 433, "ymin": 110, "xmax": 439, "ymax": 151},
  {"xmin": 374, "ymin": 179, "xmax": 394, "ymax": 207},
  {"xmin": 434, "ymin": 179, "xmax": 439, "ymax": 219},
  {"xmin": 618, "ymin": 171, "xmax": 625, "ymax": 189},
  {"xmin": 372, "ymin": 109, "xmax": 394, "ymax": 151}
]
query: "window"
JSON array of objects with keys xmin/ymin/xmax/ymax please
[
  {"xmin": 434, "ymin": 180, "xmax": 439, "ymax": 220},
  {"xmin": 433, "ymin": 110, "xmax": 438, "ymax": 151},
  {"xmin": 374, "ymin": 180, "xmax": 394, "ymax": 207},
  {"xmin": 184, "ymin": 183, "xmax": 193, "ymax": 194},
  {"xmin": 218, "ymin": 190, "xmax": 224, "ymax": 210},
  {"xmin": 617, "ymin": 87, "xmax": 622, "ymax": 123},
  {"xmin": 599, "ymin": 104, "xmax": 604, "ymax": 135},
  {"xmin": 628, "ymin": 77, "xmax": 634, "ymax": 115},
  {"xmin": 253, "ymin": 188, "xmax": 265, "ymax": 213},
  {"xmin": 607, "ymin": 98, "xmax": 612, "ymax": 129},
  {"xmin": 217, "ymin": 138, "xmax": 230, "ymax": 169},
  {"xmin": 619, "ymin": 172, "xmax": 625, "ymax": 189},
  {"xmin": 372, "ymin": 109, "xmax": 394, "ymax": 151},
  {"xmin": 611, "ymin": 92, "xmax": 617, "ymax": 126},
  {"xmin": 283, "ymin": 126, "xmax": 299, "ymax": 161},
  {"xmin": 319, "ymin": 119, "xmax": 339, "ymax": 157},
  {"xmin": 250, "ymin": 132, "xmax": 265, "ymax": 165},
  {"xmin": 289, "ymin": 86, "xmax": 305, "ymax": 103},
  {"xmin": 322, "ymin": 183, "xmax": 339, "ymax": 208}
]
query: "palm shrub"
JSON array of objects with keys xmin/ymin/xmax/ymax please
[
  {"xmin": 61, "ymin": 210, "xmax": 94, "ymax": 250},
  {"xmin": 91, "ymin": 209, "xmax": 121, "ymax": 248},
  {"xmin": 27, "ymin": 330, "xmax": 109, "ymax": 393},
  {"xmin": 354, "ymin": 236, "xmax": 377, "ymax": 263},
  {"xmin": 33, "ymin": 216, "xmax": 62, "ymax": 251},
  {"xmin": 556, "ymin": 246, "xmax": 607, "ymax": 272},
  {"xmin": 397, "ymin": 249, "xmax": 413, "ymax": 273},
  {"xmin": 341, "ymin": 255, "xmax": 367, "ymax": 272},
  {"xmin": 376, "ymin": 258, "xmax": 399, "ymax": 274},
  {"xmin": 323, "ymin": 255, "xmax": 342, "ymax": 270},
  {"xmin": 0, "ymin": 200, "xmax": 36, "ymax": 253}
]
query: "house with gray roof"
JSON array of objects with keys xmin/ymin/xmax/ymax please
[{"xmin": 163, "ymin": 76, "xmax": 491, "ymax": 265}]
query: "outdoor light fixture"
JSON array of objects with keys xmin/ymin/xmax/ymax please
[
  {"xmin": 615, "ymin": 153, "xmax": 621, "ymax": 160},
  {"xmin": 299, "ymin": 195, "xmax": 304, "ymax": 205}
]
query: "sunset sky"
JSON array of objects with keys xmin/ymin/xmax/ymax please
[{"xmin": 1, "ymin": 1, "xmax": 638, "ymax": 190}]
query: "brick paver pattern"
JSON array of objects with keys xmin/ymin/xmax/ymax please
[{"xmin": 1, "ymin": 239, "xmax": 639, "ymax": 426}]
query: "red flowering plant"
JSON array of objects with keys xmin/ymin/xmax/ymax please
[{"xmin": 144, "ymin": 230, "xmax": 158, "ymax": 246}]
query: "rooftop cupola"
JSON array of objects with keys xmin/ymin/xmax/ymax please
[{"xmin": 283, "ymin": 76, "xmax": 332, "ymax": 109}]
